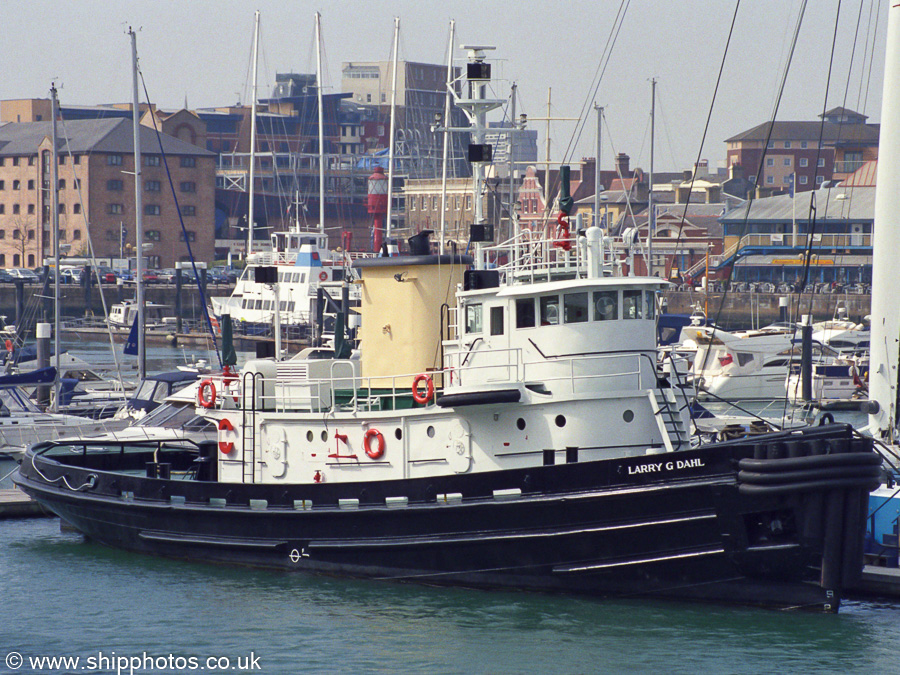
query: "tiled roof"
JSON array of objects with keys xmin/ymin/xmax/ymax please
[
  {"xmin": 726, "ymin": 120, "xmax": 879, "ymax": 144},
  {"xmin": 0, "ymin": 118, "xmax": 212, "ymax": 157}
]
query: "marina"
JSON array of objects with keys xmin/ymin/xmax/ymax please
[{"xmin": 3, "ymin": 0, "xmax": 900, "ymax": 671}]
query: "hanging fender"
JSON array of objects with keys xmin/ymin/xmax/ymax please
[
  {"xmin": 218, "ymin": 418, "xmax": 235, "ymax": 454},
  {"xmin": 412, "ymin": 374, "xmax": 434, "ymax": 404},
  {"xmin": 198, "ymin": 379, "xmax": 217, "ymax": 409}
]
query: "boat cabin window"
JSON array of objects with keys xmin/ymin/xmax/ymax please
[
  {"xmin": 540, "ymin": 296, "xmax": 559, "ymax": 325},
  {"xmin": 333, "ymin": 269, "xmax": 344, "ymax": 282},
  {"xmin": 564, "ymin": 292, "xmax": 589, "ymax": 323},
  {"xmin": 623, "ymin": 290, "xmax": 643, "ymax": 320},
  {"xmin": 516, "ymin": 298, "xmax": 536, "ymax": 328},
  {"xmin": 593, "ymin": 291, "xmax": 618, "ymax": 321},
  {"xmin": 490, "ymin": 306, "xmax": 504, "ymax": 336},
  {"xmin": 465, "ymin": 304, "xmax": 483, "ymax": 334},
  {"xmin": 735, "ymin": 352, "xmax": 754, "ymax": 366},
  {"xmin": 645, "ymin": 291, "xmax": 657, "ymax": 320}
]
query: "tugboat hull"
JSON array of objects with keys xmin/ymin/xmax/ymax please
[{"xmin": 15, "ymin": 424, "xmax": 879, "ymax": 612}]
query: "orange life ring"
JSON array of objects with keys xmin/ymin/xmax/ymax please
[
  {"xmin": 218, "ymin": 417, "xmax": 235, "ymax": 454},
  {"xmin": 4, "ymin": 339, "xmax": 11, "ymax": 352},
  {"xmin": 318, "ymin": 271, "xmax": 328, "ymax": 281},
  {"xmin": 363, "ymin": 429, "xmax": 385, "ymax": 460},
  {"xmin": 412, "ymin": 374, "xmax": 434, "ymax": 404},
  {"xmin": 198, "ymin": 379, "xmax": 217, "ymax": 409}
]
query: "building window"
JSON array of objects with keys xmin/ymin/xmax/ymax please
[
  {"xmin": 28, "ymin": 156, "xmax": 35, "ymax": 166},
  {"xmin": 0, "ymin": 255, "xmax": 4, "ymax": 266},
  {"xmin": 0, "ymin": 206, "xmax": 4, "ymax": 215},
  {"xmin": 179, "ymin": 181, "xmax": 196, "ymax": 193},
  {"xmin": 148, "ymin": 255, "xmax": 161, "ymax": 268},
  {"xmin": 784, "ymin": 141, "xmax": 791, "ymax": 149},
  {"xmin": 466, "ymin": 195, "xmax": 472, "ymax": 210},
  {"xmin": 182, "ymin": 205, "xmax": 196, "ymax": 216},
  {"xmin": 410, "ymin": 197, "xmax": 416, "ymax": 211},
  {"xmin": 12, "ymin": 204, "xmax": 19, "ymax": 214},
  {"xmin": 108, "ymin": 204, "xmax": 123, "ymax": 214},
  {"xmin": 59, "ymin": 155, "xmax": 66, "ymax": 165},
  {"xmin": 27, "ymin": 179, "xmax": 34, "ymax": 190},
  {"xmin": 816, "ymin": 175, "xmax": 824, "ymax": 184},
  {"xmin": 766, "ymin": 141, "xmax": 774, "ymax": 149},
  {"xmin": 12, "ymin": 229, "xmax": 20, "ymax": 239},
  {"xmin": 12, "ymin": 158, "xmax": 19, "ymax": 166},
  {"xmin": 28, "ymin": 229, "xmax": 35, "ymax": 240},
  {"xmin": 107, "ymin": 179, "xmax": 123, "ymax": 191},
  {"xmin": 799, "ymin": 175, "xmax": 809, "ymax": 185},
  {"xmin": 0, "ymin": 180, "xmax": 4, "ymax": 190},
  {"xmin": 799, "ymin": 158, "xmax": 808, "ymax": 167},
  {"xmin": 179, "ymin": 230, "xmax": 196, "ymax": 242},
  {"xmin": 783, "ymin": 158, "xmax": 791, "ymax": 166},
  {"xmin": 73, "ymin": 204, "xmax": 81, "ymax": 214},
  {"xmin": 180, "ymin": 156, "xmax": 196, "ymax": 168},
  {"xmin": 73, "ymin": 229, "xmax": 81, "ymax": 240},
  {"xmin": 58, "ymin": 204, "xmax": 65, "ymax": 214},
  {"xmin": 27, "ymin": 254, "xmax": 34, "ymax": 267},
  {"xmin": 145, "ymin": 180, "xmax": 161, "ymax": 192},
  {"xmin": 818, "ymin": 158, "xmax": 825, "ymax": 167},
  {"xmin": 58, "ymin": 179, "xmax": 66, "ymax": 190},
  {"xmin": 145, "ymin": 204, "xmax": 161, "ymax": 216},
  {"xmin": 766, "ymin": 158, "xmax": 774, "ymax": 167},
  {"xmin": 28, "ymin": 204, "xmax": 35, "ymax": 215},
  {"xmin": 432, "ymin": 196, "xmax": 438, "ymax": 210},
  {"xmin": 13, "ymin": 180, "xmax": 20, "ymax": 190},
  {"xmin": 12, "ymin": 254, "xmax": 19, "ymax": 267},
  {"xmin": 74, "ymin": 156, "xmax": 80, "ymax": 165},
  {"xmin": 108, "ymin": 155, "xmax": 123, "ymax": 166},
  {"xmin": 145, "ymin": 155, "xmax": 161, "ymax": 167},
  {"xmin": 766, "ymin": 175, "xmax": 774, "ymax": 184},
  {"xmin": 800, "ymin": 141, "xmax": 808, "ymax": 149},
  {"xmin": 145, "ymin": 230, "xmax": 161, "ymax": 242}
]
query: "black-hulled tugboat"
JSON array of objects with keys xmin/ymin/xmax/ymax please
[{"xmin": 15, "ymin": 46, "xmax": 880, "ymax": 613}]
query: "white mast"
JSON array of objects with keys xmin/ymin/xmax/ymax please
[
  {"xmin": 315, "ymin": 11, "xmax": 325, "ymax": 234},
  {"xmin": 129, "ymin": 28, "xmax": 146, "ymax": 380},
  {"xmin": 386, "ymin": 17, "xmax": 400, "ymax": 243},
  {"xmin": 247, "ymin": 10, "xmax": 260, "ymax": 255},
  {"xmin": 50, "ymin": 84, "xmax": 60, "ymax": 412},
  {"xmin": 594, "ymin": 103, "xmax": 603, "ymax": 228},
  {"xmin": 868, "ymin": 4, "xmax": 900, "ymax": 436},
  {"xmin": 648, "ymin": 77, "xmax": 656, "ymax": 278},
  {"xmin": 439, "ymin": 19, "xmax": 455, "ymax": 254}
]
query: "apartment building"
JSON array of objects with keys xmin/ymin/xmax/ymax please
[{"xmin": 0, "ymin": 118, "xmax": 215, "ymax": 269}]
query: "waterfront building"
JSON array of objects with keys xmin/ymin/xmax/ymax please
[
  {"xmin": 0, "ymin": 118, "xmax": 214, "ymax": 269},
  {"xmin": 726, "ymin": 107, "xmax": 879, "ymax": 195}
]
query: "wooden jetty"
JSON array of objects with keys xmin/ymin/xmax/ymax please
[{"xmin": 0, "ymin": 488, "xmax": 52, "ymax": 518}]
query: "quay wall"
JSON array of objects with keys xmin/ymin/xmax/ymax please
[{"xmin": 663, "ymin": 291, "xmax": 871, "ymax": 327}]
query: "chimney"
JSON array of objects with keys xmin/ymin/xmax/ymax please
[
  {"xmin": 706, "ymin": 185, "xmax": 721, "ymax": 203},
  {"xmin": 728, "ymin": 162, "xmax": 744, "ymax": 181},
  {"xmin": 682, "ymin": 170, "xmax": 692, "ymax": 181},
  {"xmin": 694, "ymin": 159, "xmax": 709, "ymax": 179},
  {"xmin": 615, "ymin": 153, "xmax": 630, "ymax": 176}
]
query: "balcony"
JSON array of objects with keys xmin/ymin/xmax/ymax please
[{"xmin": 833, "ymin": 160, "xmax": 867, "ymax": 175}]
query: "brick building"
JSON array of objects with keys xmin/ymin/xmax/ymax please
[{"xmin": 0, "ymin": 118, "xmax": 215, "ymax": 269}]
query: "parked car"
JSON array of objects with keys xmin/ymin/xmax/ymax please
[
  {"xmin": 8, "ymin": 268, "xmax": 40, "ymax": 283},
  {"xmin": 118, "ymin": 270, "xmax": 135, "ymax": 282},
  {"xmin": 93, "ymin": 267, "xmax": 117, "ymax": 283},
  {"xmin": 210, "ymin": 266, "xmax": 238, "ymax": 284},
  {"xmin": 0, "ymin": 270, "xmax": 15, "ymax": 283},
  {"xmin": 157, "ymin": 268, "xmax": 177, "ymax": 284},
  {"xmin": 142, "ymin": 269, "xmax": 159, "ymax": 284}
]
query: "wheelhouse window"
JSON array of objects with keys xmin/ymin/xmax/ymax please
[
  {"xmin": 490, "ymin": 306, "xmax": 504, "ymax": 335},
  {"xmin": 465, "ymin": 303, "xmax": 482, "ymax": 334},
  {"xmin": 516, "ymin": 298, "xmax": 535, "ymax": 328},
  {"xmin": 593, "ymin": 290, "xmax": 618, "ymax": 321},
  {"xmin": 540, "ymin": 296, "xmax": 559, "ymax": 325},
  {"xmin": 564, "ymin": 292, "xmax": 588, "ymax": 323},
  {"xmin": 623, "ymin": 290, "xmax": 643, "ymax": 319},
  {"xmin": 644, "ymin": 291, "xmax": 656, "ymax": 320}
]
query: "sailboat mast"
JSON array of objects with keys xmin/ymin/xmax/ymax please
[
  {"xmin": 439, "ymin": 19, "xmax": 455, "ymax": 254},
  {"xmin": 315, "ymin": 11, "xmax": 325, "ymax": 234},
  {"xmin": 440, "ymin": 19, "xmax": 456, "ymax": 253},
  {"xmin": 594, "ymin": 103, "xmax": 602, "ymax": 228},
  {"xmin": 508, "ymin": 83, "xmax": 517, "ymax": 242},
  {"xmin": 868, "ymin": 4, "xmax": 900, "ymax": 435},
  {"xmin": 386, "ymin": 17, "xmax": 400, "ymax": 243},
  {"xmin": 129, "ymin": 28, "xmax": 146, "ymax": 381},
  {"xmin": 247, "ymin": 10, "xmax": 260, "ymax": 255},
  {"xmin": 648, "ymin": 77, "xmax": 656, "ymax": 278},
  {"xmin": 50, "ymin": 84, "xmax": 60, "ymax": 413}
]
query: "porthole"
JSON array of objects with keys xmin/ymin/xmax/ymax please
[
  {"xmin": 395, "ymin": 428, "xmax": 402, "ymax": 440},
  {"xmin": 555, "ymin": 415, "xmax": 566, "ymax": 428},
  {"xmin": 426, "ymin": 426, "xmax": 436, "ymax": 438},
  {"xmin": 516, "ymin": 418, "xmax": 526, "ymax": 431},
  {"xmin": 623, "ymin": 410, "xmax": 634, "ymax": 423},
  {"xmin": 321, "ymin": 430, "xmax": 328, "ymax": 441},
  {"xmin": 306, "ymin": 430, "xmax": 313, "ymax": 442}
]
